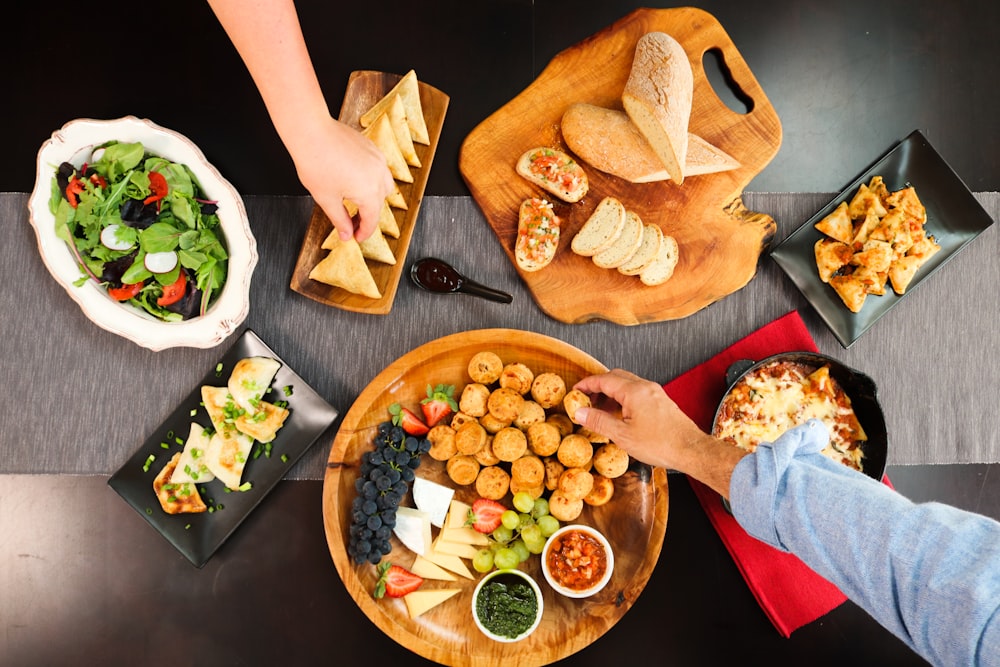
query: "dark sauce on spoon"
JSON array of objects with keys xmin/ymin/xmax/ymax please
[{"xmin": 412, "ymin": 257, "xmax": 462, "ymax": 291}]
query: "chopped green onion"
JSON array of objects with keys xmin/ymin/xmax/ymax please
[
  {"xmin": 190, "ymin": 409, "xmax": 197, "ymax": 417},
  {"xmin": 215, "ymin": 362, "xmax": 224, "ymax": 376},
  {"xmin": 280, "ymin": 454, "xmax": 289, "ymax": 463},
  {"xmin": 142, "ymin": 454, "xmax": 156, "ymax": 472},
  {"xmin": 145, "ymin": 508, "xmax": 153, "ymax": 515},
  {"xmin": 216, "ymin": 504, "xmax": 224, "ymax": 511},
  {"xmin": 282, "ymin": 385, "xmax": 293, "ymax": 397},
  {"xmin": 160, "ymin": 442, "xmax": 170, "ymax": 449},
  {"xmin": 238, "ymin": 482, "xmax": 252, "ymax": 492},
  {"xmin": 185, "ymin": 524, "xmax": 191, "ymax": 530}
]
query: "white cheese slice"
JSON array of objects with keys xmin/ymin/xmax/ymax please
[
  {"xmin": 410, "ymin": 555, "xmax": 457, "ymax": 581},
  {"xmin": 440, "ymin": 525, "xmax": 491, "ymax": 546},
  {"xmin": 422, "ymin": 549, "xmax": 474, "ymax": 579},
  {"xmin": 412, "ymin": 477, "xmax": 455, "ymax": 528},
  {"xmin": 403, "ymin": 589, "xmax": 461, "ymax": 618},
  {"xmin": 444, "ymin": 499, "xmax": 473, "ymax": 530},
  {"xmin": 393, "ymin": 507, "xmax": 433, "ymax": 556},
  {"xmin": 432, "ymin": 536, "xmax": 483, "ymax": 560},
  {"xmin": 170, "ymin": 422, "xmax": 216, "ymax": 484}
]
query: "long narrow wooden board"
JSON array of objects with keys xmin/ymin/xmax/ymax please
[
  {"xmin": 291, "ymin": 70, "xmax": 448, "ymax": 314},
  {"xmin": 459, "ymin": 8, "xmax": 782, "ymax": 324}
]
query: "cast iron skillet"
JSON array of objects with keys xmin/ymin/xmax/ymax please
[{"xmin": 712, "ymin": 351, "xmax": 888, "ymax": 484}]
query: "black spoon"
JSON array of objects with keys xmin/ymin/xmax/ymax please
[{"xmin": 409, "ymin": 257, "xmax": 512, "ymax": 304}]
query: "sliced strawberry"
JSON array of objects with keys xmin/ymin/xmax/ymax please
[
  {"xmin": 467, "ymin": 498, "xmax": 506, "ymax": 534},
  {"xmin": 374, "ymin": 562, "xmax": 423, "ymax": 599},
  {"xmin": 420, "ymin": 383, "xmax": 458, "ymax": 427},
  {"xmin": 388, "ymin": 403, "xmax": 429, "ymax": 436}
]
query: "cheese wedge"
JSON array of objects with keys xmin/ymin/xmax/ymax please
[
  {"xmin": 440, "ymin": 526, "xmax": 491, "ymax": 547},
  {"xmin": 444, "ymin": 499, "xmax": 472, "ymax": 530},
  {"xmin": 412, "ymin": 477, "xmax": 455, "ymax": 528},
  {"xmin": 403, "ymin": 589, "xmax": 461, "ymax": 619},
  {"xmin": 410, "ymin": 555, "xmax": 458, "ymax": 582},
  {"xmin": 432, "ymin": 536, "xmax": 482, "ymax": 560},
  {"xmin": 422, "ymin": 549, "xmax": 474, "ymax": 579},
  {"xmin": 170, "ymin": 422, "xmax": 215, "ymax": 484},
  {"xmin": 393, "ymin": 507, "xmax": 433, "ymax": 556}
]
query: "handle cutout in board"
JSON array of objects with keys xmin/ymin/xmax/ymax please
[{"xmin": 702, "ymin": 48, "xmax": 754, "ymax": 115}]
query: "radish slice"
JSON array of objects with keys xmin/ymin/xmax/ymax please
[
  {"xmin": 91, "ymin": 147, "xmax": 105, "ymax": 162},
  {"xmin": 144, "ymin": 251, "xmax": 178, "ymax": 274},
  {"xmin": 100, "ymin": 224, "xmax": 135, "ymax": 251}
]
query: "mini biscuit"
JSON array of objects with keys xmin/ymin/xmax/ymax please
[
  {"xmin": 499, "ymin": 362, "xmax": 534, "ymax": 395},
  {"xmin": 543, "ymin": 456, "xmax": 565, "ymax": 491},
  {"xmin": 487, "ymin": 387, "xmax": 524, "ymax": 423},
  {"xmin": 509, "ymin": 477, "xmax": 545, "ymax": 499},
  {"xmin": 426, "ymin": 424, "xmax": 458, "ymax": 461},
  {"xmin": 562, "ymin": 389, "xmax": 592, "ymax": 424},
  {"xmin": 511, "ymin": 454, "xmax": 545, "ymax": 488},
  {"xmin": 526, "ymin": 421, "xmax": 562, "ymax": 457},
  {"xmin": 546, "ymin": 413, "xmax": 575, "ymax": 437},
  {"xmin": 446, "ymin": 454, "xmax": 480, "ymax": 486},
  {"xmin": 530, "ymin": 372, "xmax": 567, "ymax": 409},
  {"xmin": 479, "ymin": 411, "xmax": 510, "ymax": 434},
  {"xmin": 577, "ymin": 426, "xmax": 610, "ymax": 444},
  {"xmin": 592, "ymin": 443, "xmax": 630, "ymax": 479},
  {"xmin": 513, "ymin": 400, "xmax": 546, "ymax": 430},
  {"xmin": 455, "ymin": 421, "xmax": 487, "ymax": 455},
  {"xmin": 474, "ymin": 437, "xmax": 501, "ymax": 466},
  {"xmin": 557, "ymin": 433, "xmax": 594, "ymax": 468},
  {"xmin": 548, "ymin": 489, "xmax": 584, "ymax": 522},
  {"xmin": 584, "ymin": 474, "xmax": 615, "ymax": 506},
  {"xmin": 467, "ymin": 351, "xmax": 503, "ymax": 384},
  {"xmin": 475, "ymin": 465, "xmax": 510, "ymax": 500},
  {"xmin": 450, "ymin": 411, "xmax": 478, "ymax": 430},
  {"xmin": 558, "ymin": 467, "xmax": 595, "ymax": 501},
  {"xmin": 491, "ymin": 426, "xmax": 528, "ymax": 462},
  {"xmin": 459, "ymin": 383, "xmax": 490, "ymax": 417}
]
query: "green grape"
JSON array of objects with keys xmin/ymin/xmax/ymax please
[
  {"xmin": 531, "ymin": 497, "xmax": 550, "ymax": 519},
  {"xmin": 520, "ymin": 523, "xmax": 542, "ymax": 544},
  {"xmin": 510, "ymin": 539, "xmax": 530, "ymax": 563},
  {"xmin": 523, "ymin": 533, "xmax": 546, "ymax": 555},
  {"xmin": 501, "ymin": 509, "xmax": 521, "ymax": 531},
  {"xmin": 518, "ymin": 512, "xmax": 533, "ymax": 529},
  {"xmin": 512, "ymin": 491, "xmax": 535, "ymax": 513},
  {"xmin": 537, "ymin": 514, "xmax": 560, "ymax": 537},
  {"xmin": 492, "ymin": 525, "xmax": 514, "ymax": 544},
  {"xmin": 494, "ymin": 547, "xmax": 519, "ymax": 570},
  {"xmin": 472, "ymin": 548, "xmax": 495, "ymax": 573}
]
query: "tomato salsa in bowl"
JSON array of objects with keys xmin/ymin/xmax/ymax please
[{"xmin": 541, "ymin": 524, "xmax": 614, "ymax": 598}]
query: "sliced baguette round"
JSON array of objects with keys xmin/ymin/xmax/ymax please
[
  {"xmin": 618, "ymin": 223, "xmax": 663, "ymax": 275},
  {"xmin": 639, "ymin": 234, "xmax": 679, "ymax": 286},
  {"xmin": 593, "ymin": 209, "xmax": 644, "ymax": 269},
  {"xmin": 622, "ymin": 32, "xmax": 693, "ymax": 185},
  {"xmin": 571, "ymin": 196, "xmax": 626, "ymax": 257}
]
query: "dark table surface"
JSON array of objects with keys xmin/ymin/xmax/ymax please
[{"xmin": 3, "ymin": 1, "xmax": 1000, "ymax": 666}]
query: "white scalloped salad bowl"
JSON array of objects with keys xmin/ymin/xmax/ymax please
[{"xmin": 27, "ymin": 116, "xmax": 257, "ymax": 351}]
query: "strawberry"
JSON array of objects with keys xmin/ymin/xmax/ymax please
[
  {"xmin": 388, "ymin": 403, "xmax": 429, "ymax": 436},
  {"xmin": 374, "ymin": 562, "xmax": 423, "ymax": 599},
  {"xmin": 467, "ymin": 498, "xmax": 506, "ymax": 534},
  {"xmin": 420, "ymin": 384, "xmax": 458, "ymax": 427}
]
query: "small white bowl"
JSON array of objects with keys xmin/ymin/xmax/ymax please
[
  {"xmin": 27, "ymin": 116, "xmax": 257, "ymax": 351},
  {"xmin": 471, "ymin": 568, "xmax": 543, "ymax": 642},
  {"xmin": 541, "ymin": 524, "xmax": 614, "ymax": 598}
]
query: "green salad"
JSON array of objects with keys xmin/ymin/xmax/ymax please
[{"xmin": 49, "ymin": 141, "xmax": 228, "ymax": 321}]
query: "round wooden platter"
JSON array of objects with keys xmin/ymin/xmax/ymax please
[
  {"xmin": 459, "ymin": 7, "xmax": 782, "ymax": 324},
  {"xmin": 322, "ymin": 329, "xmax": 669, "ymax": 666}
]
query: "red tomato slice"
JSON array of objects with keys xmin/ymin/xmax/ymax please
[
  {"xmin": 156, "ymin": 271, "xmax": 187, "ymax": 306},
  {"xmin": 108, "ymin": 282, "xmax": 142, "ymax": 301}
]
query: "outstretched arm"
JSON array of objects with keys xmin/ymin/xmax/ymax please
[{"xmin": 207, "ymin": 0, "xmax": 393, "ymax": 241}]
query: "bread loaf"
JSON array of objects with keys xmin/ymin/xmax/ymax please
[
  {"xmin": 570, "ymin": 197, "xmax": 626, "ymax": 257},
  {"xmin": 561, "ymin": 103, "xmax": 739, "ymax": 182},
  {"xmin": 622, "ymin": 32, "xmax": 693, "ymax": 184}
]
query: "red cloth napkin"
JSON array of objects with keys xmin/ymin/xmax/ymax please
[{"xmin": 662, "ymin": 310, "xmax": 847, "ymax": 638}]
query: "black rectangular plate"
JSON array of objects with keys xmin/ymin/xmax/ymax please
[
  {"xmin": 770, "ymin": 129, "xmax": 995, "ymax": 348},
  {"xmin": 108, "ymin": 329, "xmax": 339, "ymax": 567}
]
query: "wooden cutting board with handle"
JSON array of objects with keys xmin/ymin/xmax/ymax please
[{"xmin": 459, "ymin": 7, "xmax": 782, "ymax": 324}]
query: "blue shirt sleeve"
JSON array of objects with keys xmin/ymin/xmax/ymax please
[{"xmin": 729, "ymin": 420, "xmax": 1000, "ymax": 667}]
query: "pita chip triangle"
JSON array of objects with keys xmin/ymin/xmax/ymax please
[
  {"xmin": 309, "ymin": 237, "xmax": 381, "ymax": 298},
  {"xmin": 362, "ymin": 113, "xmax": 412, "ymax": 183}
]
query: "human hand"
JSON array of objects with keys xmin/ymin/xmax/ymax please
[
  {"xmin": 572, "ymin": 369, "xmax": 718, "ymax": 472},
  {"xmin": 290, "ymin": 116, "xmax": 394, "ymax": 242}
]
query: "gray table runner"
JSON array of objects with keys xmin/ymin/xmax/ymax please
[{"xmin": 4, "ymin": 192, "xmax": 997, "ymax": 477}]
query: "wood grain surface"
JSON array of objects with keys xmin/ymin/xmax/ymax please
[
  {"xmin": 290, "ymin": 71, "xmax": 449, "ymax": 314},
  {"xmin": 459, "ymin": 7, "xmax": 782, "ymax": 324},
  {"xmin": 322, "ymin": 330, "xmax": 669, "ymax": 666}
]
